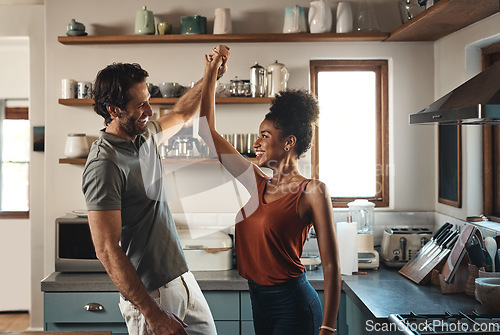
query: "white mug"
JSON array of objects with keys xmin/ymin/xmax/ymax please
[
  {"xmin": 77, "ymin": 81, "xmax": 92, "ymax": 99},
  {"xmin": 336, "ymin": 2, "xmax": 353, "ymax": 33},
  {"xmin": 61, "ymin": 79, "xmax": 77, "ymax": 99},
  {"xmin": 213, "ymin": 8, "xmax": 232, "ymax": 34}
]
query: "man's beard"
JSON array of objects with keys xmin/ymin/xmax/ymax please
[{"xmin": 118, "ymin": 110, "xmax": 146, "ymax": 138}]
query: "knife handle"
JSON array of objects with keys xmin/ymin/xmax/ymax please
[{"xmin": 432, "ymin": 222, "xmax": 453, "ymax": 242}]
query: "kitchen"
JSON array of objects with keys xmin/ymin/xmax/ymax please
[{"xmin": 1, "ymin": 0, "xmax": 500, "ymax": 334}]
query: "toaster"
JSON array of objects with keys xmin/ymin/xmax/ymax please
[{"xmin": 380, "ymin": 227, "xmax": 432, "ymax": 268}]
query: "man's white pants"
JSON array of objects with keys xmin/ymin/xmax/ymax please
[{"xmin": 119, "ymin": 271, "xmax": 217, "ymax": 335}]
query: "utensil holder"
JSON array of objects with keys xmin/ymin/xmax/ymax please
[
  {"xmin": 465, "ymin": 263, "xmax": 479, "ymax": 296},
  {"xmin": 438, "ymin": 262, "xmax": 468, "ymax": 294}
]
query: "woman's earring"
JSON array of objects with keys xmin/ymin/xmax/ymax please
[{"xmin": 284, "ymin": 146, "xmax": 290, "ymax": 152}]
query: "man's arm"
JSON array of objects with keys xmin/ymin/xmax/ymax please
[
  {"xmin": 155, "ymin": 45, "xmax": 230, "ymax": 142},
  {"xmin": 88, "ymin": 210, "xmax": 188, "ymax": 335}
]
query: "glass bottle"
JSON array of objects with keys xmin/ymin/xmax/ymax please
[{"xmin": 355, "ymin": 0, "xmax": 380, "ymax": 32}]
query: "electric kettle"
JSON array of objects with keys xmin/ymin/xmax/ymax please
[{"xmin": 267, "ymin": 61, "xmax": 289, "ymax": 97}]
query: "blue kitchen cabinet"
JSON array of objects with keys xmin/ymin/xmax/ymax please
[
  {"xmin": 44, "ymin": 290, "xmax": 328, "ymax": 335},
  {"xmin": 240, "ymin": 291, "xmax": 255, "ymax": 335},
  {"xmin": 203, "ymin": 291, "xmax": 240, "ymax": 334},
  {"xmin": 44, "ymin": 292, "xmax": 127, "ymax": 334}
]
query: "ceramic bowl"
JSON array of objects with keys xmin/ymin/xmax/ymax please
[{"xmin": 475, "ymin": 277, "xmax": 500, "ymax": 314}]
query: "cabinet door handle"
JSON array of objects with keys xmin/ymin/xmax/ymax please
[{"xmin": 84, "ymin": 302, "xmax": 105, "ymax": 311}]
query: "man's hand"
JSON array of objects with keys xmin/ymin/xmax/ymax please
[
  {"xmin": 209, "ymin": 45, "xmax": 230, "ymax": 79},
  {"xmin": 147, "ymin": 308, "xmax": 188, "ymax": 335}
]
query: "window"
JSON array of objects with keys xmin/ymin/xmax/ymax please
[
  {"xmin": 310, "ymin": 60, "xmax": 389, "ymax": 207},
  {"xmin": 482, "ymin": 43, "xmax": 500, "ymax": 221},
  {"xmin": 0, "ymin": 104, "xmax": 29, "ymax": 218}
]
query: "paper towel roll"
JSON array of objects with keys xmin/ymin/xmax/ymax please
[{"xmin": 336, "ymin": 221, "xmax": 358, "ymax": 275}]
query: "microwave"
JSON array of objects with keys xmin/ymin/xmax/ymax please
[{"xmin": 55, "ymin": 216, "xmax": 105, "ymax": 272}]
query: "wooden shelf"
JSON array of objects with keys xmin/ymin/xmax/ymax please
[
  {"xmin": 59, "ymin": 158, "xmax": 87, "ymax": 164},
  {"xmin": 58, "ymin": 32, "xmax": 389, "ymax": 45},
  {"xmin": 59, "ymin": 97, "xmax": 273, "ymax": 106},
  {"xmin": 387, "ymin": 0, "xmax": 499, "ymax": 42},
  {"xmin": 60, "ymin": 157, "xmax": 258, "ymax": 164}
]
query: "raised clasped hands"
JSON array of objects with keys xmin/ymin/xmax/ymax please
[{"xmin": 207, "ymin": 45, "xmax": 230, "ymax": 79}]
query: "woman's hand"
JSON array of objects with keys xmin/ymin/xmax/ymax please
[{"xmin": 207, "ymin": 45, "xmax": 230, "ymax": 79}]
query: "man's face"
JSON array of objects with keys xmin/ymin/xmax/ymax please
[{"xmin": 117, "ymin": 82, "xmax": 152, "ymax": 139}]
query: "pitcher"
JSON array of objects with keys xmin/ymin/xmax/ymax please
[
  {"xmin": 283, "ymin": 5, "xmax": 307, "ymax": 33},
  {"xmin": 267, "ymin": 60, "xmax": 289, "ymax": 97},
  {"xmin": 135, "ymin": 6, "xmax": 155, "ymax": 35},
  {"xmin": 309, "ymin": 0, "xmax": 333, "ymax": 33},
  {"xmin": 213, "ymin": 8, "xmax": 232, "ymax": 34}
]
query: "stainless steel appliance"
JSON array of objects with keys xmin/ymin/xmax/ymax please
[
  {"xmin": 381, "ymin": 227, "xmax": 432, "ymax": 268},
  {"xmin": 389, "ymin": 311, "xmax": 500, "ymax": 334},
  {"xmin": 409, "ymin": 61, "xmax": 500, "ymax": 125},
  {"xmin": 55, "ymin": 216, "xmax": 105, "ymax": 272}
]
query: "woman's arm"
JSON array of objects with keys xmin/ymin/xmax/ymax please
[
  {"xmin": 155, "ymin": 45, "xmax": 229, "ymax": 142},
  {"xmin": 302, "ymin": 180, "xmax": 341, "ymax": 335},
  {"xmin": 199, "ymin": 47, "xmax": 266, "ymax": 186}
]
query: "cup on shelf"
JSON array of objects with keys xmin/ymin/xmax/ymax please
[
  {"xmin": 77, "ymin": 81, "xmax": 92, "ymax": 99},
  {"xmin": 61, "ymin": 79, "xmax": 77, "ymax": 99}
]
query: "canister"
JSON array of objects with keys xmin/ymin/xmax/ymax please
[
  {"xmin": 250, "ymin": 62, "xmax": 267, "ymax": 97},
  {"xmin": 64, "ymin": 133, "xmax": 89, "ymax": 158}
]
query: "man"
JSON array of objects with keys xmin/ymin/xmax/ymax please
[{"xmin": 82, "ymin": 45, "xmax": 230, "ymax": 335}]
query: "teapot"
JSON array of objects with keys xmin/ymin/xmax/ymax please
[
  {"xmin": 308, "ymin": 0, "xmax": 333, "ymax": 33},
  {"xmin": 283, "ymin": 5, "xmax": 307, "ymax": 33},
  {"xmin": 267, "ymin": 61, "xmax": 289, "ymax": 97},
  {"xmin": 135, "ymin": 6, "xmax": 155, "ymax": 35}
]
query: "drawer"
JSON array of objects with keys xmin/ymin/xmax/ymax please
[
  {"xmin": 44, "ymin": 292, "xmax": 123, "ymax": 323},
  {"xmin": 203, "ymin": 291, "xmax": 239, "ymax": 321},
  {"xmin": 45, "ymin": 321, "xmax": 127, "ymax": 334}
]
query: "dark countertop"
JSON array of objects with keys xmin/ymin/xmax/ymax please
[{"xmin": 41, "ymin": 265, "xmax": 485, "ymax": 319}]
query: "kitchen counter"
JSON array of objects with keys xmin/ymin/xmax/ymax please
[{"xmin": 41, "ymin": 265, "xmax": 485, "ymax": 319}]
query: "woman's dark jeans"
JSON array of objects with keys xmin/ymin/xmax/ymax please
[{"xmin": 248, "ymin": 273, "xmax": 323, "ymax": 335}]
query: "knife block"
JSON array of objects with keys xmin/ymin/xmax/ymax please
[
  {"xmin": 439, "ymin": 261, "xmax": 468, "ymax": 294},
  {"xmin": 465, "ymin": 263, "xmax": 479, "ymax": 296}
]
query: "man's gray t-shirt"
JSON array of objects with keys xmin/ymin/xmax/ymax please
[{"xmin": 82, "ymin": 121, "xmax": 188, "ymax": 291}]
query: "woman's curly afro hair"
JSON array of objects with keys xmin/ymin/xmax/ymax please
[{"xmin": 265, "ymin": 89, "xmax": 320, "ymax": 157}]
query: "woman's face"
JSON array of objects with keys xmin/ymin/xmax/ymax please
[{"xmin": 254, "ymin": 119, "xmax": 287, "ymax": 168}]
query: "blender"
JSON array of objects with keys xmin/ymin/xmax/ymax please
[{"xmin": 348, "ymin": 199, "xmax": 379, "ymax": 269}]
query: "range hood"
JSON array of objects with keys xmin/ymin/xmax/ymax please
[{"xmin": 409, "ymin": 61, "xmax": 500, "ymax": 125}]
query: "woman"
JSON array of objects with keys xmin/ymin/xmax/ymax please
[{"xmin": 200, "ymin": 46, "xmax": 341, "ymax": 335}]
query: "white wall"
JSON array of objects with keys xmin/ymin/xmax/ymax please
[
  {"xmin": 434, "ymin": 12, "xmax": 500, "ymax": 219},
  {"xmin": 0, "ymin": 3, "xmax": 45, "ymax": 328}
]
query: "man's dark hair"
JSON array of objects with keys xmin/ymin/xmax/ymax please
[
  {"xmin": 265, "ymin": 89, "xmax": 320, "ymax": 157},
  {"xmin": 92, "ymin": 63, "xmax": 149, "ymax": 125}
]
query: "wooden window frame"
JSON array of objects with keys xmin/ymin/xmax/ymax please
[
  {"xmin": 0, "ymin": 106, "xmax": 29, "ymax": 219},
  {"xmin": 310, "ymin": 60, "xmax": 389, "ymax": 208},
  {"xmin": 482, "ymin": 43, "xmax": 500, "ymax": 222}
]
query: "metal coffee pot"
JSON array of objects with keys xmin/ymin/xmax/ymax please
[{"xmin": 250, "ymin": 62, "xmax": 266, "ymax": 98}]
